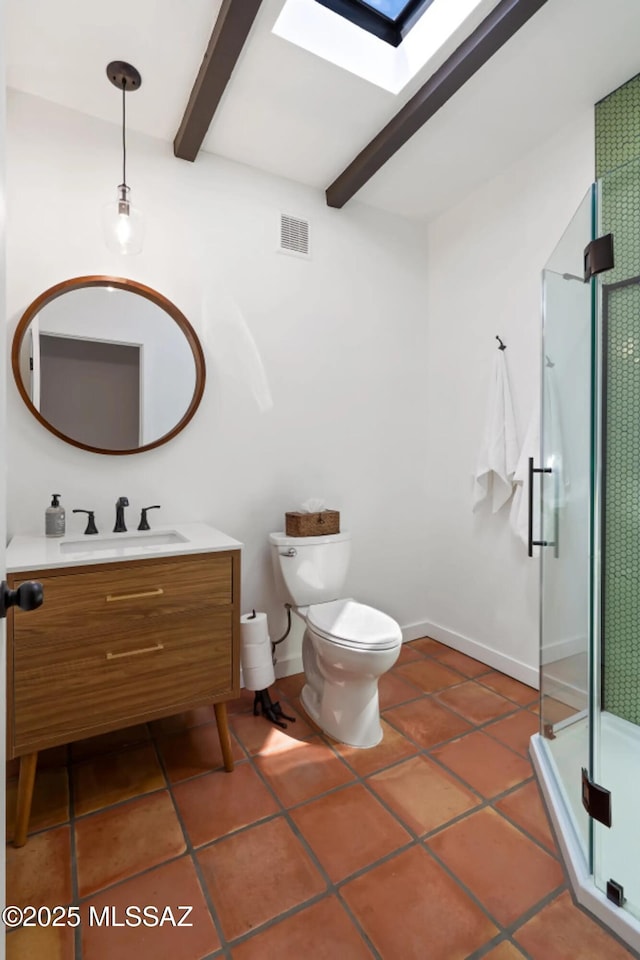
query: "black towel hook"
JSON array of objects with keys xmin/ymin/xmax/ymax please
[{"xmin": 496, "ymin": 335, "xmax": 507, "ymax": 351}]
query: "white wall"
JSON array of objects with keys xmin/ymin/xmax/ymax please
[
  {"xmin": 423, "ymin": 109, "xmax": 595, "ymax": 684},
  {"xmin": 6, "ymin": 90, "xmax": 431, "ymax": 672}
]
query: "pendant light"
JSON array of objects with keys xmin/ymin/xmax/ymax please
[{"xmin": 102, "ymin": 61, "xmax": 144, "ymax": 255}]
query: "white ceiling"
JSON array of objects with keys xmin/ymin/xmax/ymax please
[{"xmin": 7, "ymin": 0, "xmax": 640, "ymax": 221}]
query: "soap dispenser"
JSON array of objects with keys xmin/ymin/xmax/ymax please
[{"xmin": 45, "ymin": 494, "xmax": 66, "ymax": 538}]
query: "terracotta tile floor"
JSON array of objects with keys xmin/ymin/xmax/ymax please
[{"xmin": 5, "ymin": 638, "xmax": 638, "ymax": 959}]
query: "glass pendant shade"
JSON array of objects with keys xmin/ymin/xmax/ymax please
[{"xmin": 102, "ymin": 184, "xmax": 144, "ymax": 256}]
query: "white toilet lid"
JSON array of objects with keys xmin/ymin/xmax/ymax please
[{"xmin": 306, "ymin": 599, "xmax": 402, "ymax": 651}]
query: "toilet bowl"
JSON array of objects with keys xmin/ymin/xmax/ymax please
[{"xmin": 269, "ymin": 531, "xmax": 402, "ymax": 748}]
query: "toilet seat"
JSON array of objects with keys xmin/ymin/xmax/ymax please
[{"xmin": 306, "ymin": 598, "xmax": 402, "ymax": 652}]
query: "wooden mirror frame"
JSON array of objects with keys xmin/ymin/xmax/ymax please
[{"xmin": 12, "ymin": 275, "xmax": 206, "ymax": 456}]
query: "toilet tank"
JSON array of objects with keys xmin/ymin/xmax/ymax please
[{"xmin": 269, "ymin": 531, "xmax": 351, "ymax": 607}]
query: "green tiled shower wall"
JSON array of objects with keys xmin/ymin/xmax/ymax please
[{"xmin": 596, "ymin": 74, "xmax": 640, "ymax": 724}]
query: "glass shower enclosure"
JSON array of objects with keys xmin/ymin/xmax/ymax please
[{"xmin": 531, "ymin": 155, "xmax": 640, "ymax": 954}]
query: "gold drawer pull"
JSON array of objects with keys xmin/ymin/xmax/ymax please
[
  {"xmin": 106, "ymin": 642, "xmax": 165, "ymax": 661},
  {"xmin": 105, "ymin": 587, "xmax": 164, "ymax": 602}
]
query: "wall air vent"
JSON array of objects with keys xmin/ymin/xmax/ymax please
[{"xmin": 279, "ymin": 214, "xmax": 311, "ymax": 258}]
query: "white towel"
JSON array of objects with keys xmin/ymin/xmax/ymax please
[
  {"xmin": 510, "ymin": 404, "xmax": 540, "ymax": 546},
  {"xmin": 544, "ymin": 366, "xmax": 569, "ymax": 508},
  {"xmin": 472, "ymin": 350, "xmax": 519, "ymax": 513},
  {"xmin": 510, "ymin": 367, "xmax": 568, "ymax": 549}
]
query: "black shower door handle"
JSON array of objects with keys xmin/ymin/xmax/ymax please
[{"xmin": 528, "ymin": 457, "xmax": 556, "ymax": 558}]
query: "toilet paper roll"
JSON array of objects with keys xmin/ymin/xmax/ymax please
[
  {"xmin": 242, "ymin": 642, "xmax": 271, "ymax": 669},
  {"xmin": 240, "ymin": 611, "xmax": 275, "ymax": 690},
  {"xmin": 243, "ymin": 661, "xmax": 276, "ymax": 691},
  {"xmin": 240, "ymin": 611, "xmax": 269, "ymax": 646}
]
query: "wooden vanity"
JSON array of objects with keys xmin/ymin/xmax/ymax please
[{"xmin": 5, "ymin": 524, "xmax": 241, "ymax": 846}]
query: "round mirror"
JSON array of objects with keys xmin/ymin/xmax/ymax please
[{"xmin": 12, "ymin": 276, "xmax": 206, "ymax": 455}]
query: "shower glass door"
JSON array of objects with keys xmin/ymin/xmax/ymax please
[
  {"xmin": 539, "ymin": 185, "xmax": 595, "ymax": 864},
  {"xmin": 591, "ymin": 155, "xmax": 640, "ymax": 920}
]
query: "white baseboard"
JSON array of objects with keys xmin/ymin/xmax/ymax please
[
  {"xmin": 541, "ymin": 634, "xmax": 587, "ymax": 665},
  {"xmin": 401, "ymin": 620, "xmax": 437, "ymax": 643},
  {"xmin": 410, "ymin": 619, "xmax": 539, "ymax": 689},
  {"xmin": 543, "ymin": 674, "xmax": 588, "ymax": 711},
  {"xmin": 273, "ymin": 652, "xmax": 303, "ymax": 679},
  {"xmin": 255, "ymin": 618, "xmax": 540, "ymax": 689}
]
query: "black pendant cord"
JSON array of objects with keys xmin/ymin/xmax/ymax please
[
  {"xmin": 121, "ymin": 79, "xmax": 127, "ymax": 189},
  {"xmin": 106, "ymin": 61, "xmax": 141, "ymax": 193}
]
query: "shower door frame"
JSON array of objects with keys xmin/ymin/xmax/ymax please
[
  {"xmin": 531, "ymin": 180, "xmax": 640, "ymax": 954},
  {"xmin": 590, "ymin": 269, "xmax": 640, "ymax": 919}
]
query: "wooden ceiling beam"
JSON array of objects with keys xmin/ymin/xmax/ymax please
[
  {"xmin": 325, "ymin": 0, "xmax": 549, "ymax": 208},
  {"xmin": 174, "ymin": 0, "xmax": 264, "ymax": 162}
]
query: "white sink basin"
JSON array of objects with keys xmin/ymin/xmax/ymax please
[{"xmin": 60, "ymin": 531, "xmax": 189, "ymax": 554}]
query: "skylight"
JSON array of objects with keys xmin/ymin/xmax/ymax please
[
  {"xmin": 363, "ymin": 0, "xmax": 414, "ymax": 19},
  {"xmin": 273, "ymin": 0, "xmax": 496, "ymax": 95},
  {"xmin": 314, "ymin": 0, "xmax": 438, "ymax": 46}
]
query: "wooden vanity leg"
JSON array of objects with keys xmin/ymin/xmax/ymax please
[
  {"xmin": 14, "ymin": 752, "xmax": 38, "ymax": 847},
  {"xmin": 214, "ymin": 703, "xmax": 234, "ymax": 772}
]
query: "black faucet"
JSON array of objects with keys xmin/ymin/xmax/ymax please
[
  {"xmin": 73, "ymin": 509, "xmax": 98, "ymax": 535},
  {"xmin": 138, "ymin": 505, "xmax": 161, "ymax": 531},
  {"xmin": 113, "ymin": 497, "xmax": 129, "ymax": 533}
]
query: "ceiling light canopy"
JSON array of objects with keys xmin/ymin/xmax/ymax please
[{"xmin": 102, "ymin": 61, "xmax": 144, "ymax": 256}]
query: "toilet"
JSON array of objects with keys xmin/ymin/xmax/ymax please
[{"xmin": 269, "ymin": 530, "xmax": 402, "ymax": 748}]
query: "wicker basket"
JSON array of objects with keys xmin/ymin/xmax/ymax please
[{"xmin": 285, "ymin": 510, "xmax": 340, "ymax": 537}]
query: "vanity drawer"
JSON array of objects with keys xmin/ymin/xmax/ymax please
[
  {"xmin": 11, "ymin": 552, "xmax": 233, "ymax": 645},
  {"xmin": 13, "ymin": 606, "xmax": 234, "ymax": 751}
]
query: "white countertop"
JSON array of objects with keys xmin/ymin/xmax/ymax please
[{"xmin": 6, "ymin": 522, "xmax": 243, "ymax": 573}]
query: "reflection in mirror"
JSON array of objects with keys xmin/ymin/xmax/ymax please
[{"xmin": 12, "ymin": 277, "xmax": 206, "ymax": 455}]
